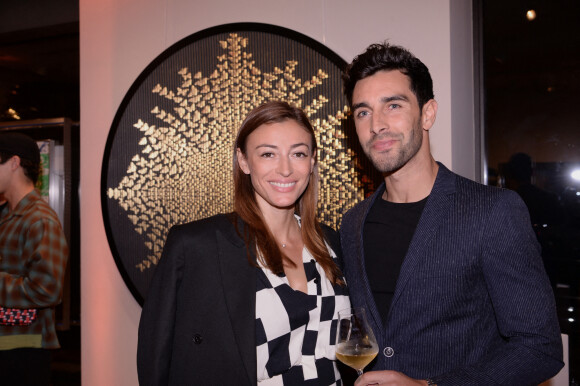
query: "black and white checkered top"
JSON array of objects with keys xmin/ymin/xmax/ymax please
[{"xmin": 255, "ymin": 221, "xmax": 351, "ymax": 385}]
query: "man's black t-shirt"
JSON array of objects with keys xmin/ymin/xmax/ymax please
[{"xmin": 363, "ymin": 196, "xmax": 427, "ymax": 325}]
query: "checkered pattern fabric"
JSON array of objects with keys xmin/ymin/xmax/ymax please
[{"xmin": 255, "ymin": 231, "xmax": 350, "ymax": 385}]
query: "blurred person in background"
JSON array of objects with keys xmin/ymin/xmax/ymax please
[{"xmin": 0, "ymin": 132, "xmax": 68, "ymax": 386}]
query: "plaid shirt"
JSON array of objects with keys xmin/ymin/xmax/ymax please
[{"xmin": 0, "ymin": 189, "xmax": 68, "ymax": 349}]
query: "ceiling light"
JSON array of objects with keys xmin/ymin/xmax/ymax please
[
  {"xmin": 7, "ymin": 108, "xmax": 21, "ymax": 120},
  {"xmin": 526, "ymin": 10, "xmax": 536, "ymax": 21}
]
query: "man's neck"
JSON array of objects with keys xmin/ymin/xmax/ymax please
[
  {"xmin": 6, "ymin": 184, "xmax": 35, "ymax": 211},
  {"xmin": 383, "ymin": 157, "xmax": 439, "ymax": 203}
]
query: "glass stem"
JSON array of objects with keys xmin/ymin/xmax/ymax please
[{"xmin": 356, "ymin": 369, "xmax": 364, "ymax": 376}]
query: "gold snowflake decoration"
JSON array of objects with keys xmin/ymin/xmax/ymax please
[{"xmin": 107, "ymin": 33, "xmax": 365, "ymax": 272}]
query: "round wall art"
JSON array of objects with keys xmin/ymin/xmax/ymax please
[{"xmin": 101, "ymin": 23, "xmax": 380, "ymax": 305}]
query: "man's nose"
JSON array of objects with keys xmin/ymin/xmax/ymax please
[{"xmin": 370, "ymin": 112, "xmax": 387, "ymax": 135}]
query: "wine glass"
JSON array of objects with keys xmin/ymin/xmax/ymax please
[{"xmin": 335, "ymin": 307, "xmax": 379, "ymax": 376}]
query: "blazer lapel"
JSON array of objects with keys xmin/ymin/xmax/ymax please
[
  {"xmin": 352, "ymin": 186, "xmax": 388, "ymax": 339},
  {"xmin": 389, "ymin": 163, "xmax": 456, "ymax": 312},
  {"xmin": 215, "ymin": 217, "xmax": 257, "ymax": 385}
]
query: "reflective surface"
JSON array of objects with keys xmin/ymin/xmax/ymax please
[{"xmin": 482, "ymin": 1, "xmax": 580, "ymax": 382}]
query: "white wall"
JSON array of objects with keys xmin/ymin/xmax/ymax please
[{"xmin": 80, "ymin": 1, "xmax": 473, "ymax": 384}]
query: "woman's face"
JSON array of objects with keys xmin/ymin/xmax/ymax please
[{"xmin": 237, "ymin": 119, "xmax": 315, "ymax": 212}]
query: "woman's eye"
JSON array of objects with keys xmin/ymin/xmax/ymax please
[
  {"xmin": 260, "ymin": 152, "xmax": 274, "ymax": 158},
  {"xmin": 294, "ymin": 152, "xmax": 307, "ymax": 158}
]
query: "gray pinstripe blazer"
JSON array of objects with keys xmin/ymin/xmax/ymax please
[{"xmin": 340, "ymin": 163, "xmax": 563, "ymax": 385}]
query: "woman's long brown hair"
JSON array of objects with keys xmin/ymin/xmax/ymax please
[{"xmin": 233, "ymin": 101, "xmax": 343, "ymax": 285}]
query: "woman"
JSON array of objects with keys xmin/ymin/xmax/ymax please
[{"xmin": 137, "ymin": 101, "xmax": 351, "ymax": 385}]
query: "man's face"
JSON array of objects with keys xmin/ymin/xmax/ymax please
[
  {"xmin": 0, "ymin": 157, "xmax": 14, "ymax": 196},
  {"xmin": 351, "ymin": 70, "xmax": 427, "ymax": 173}
]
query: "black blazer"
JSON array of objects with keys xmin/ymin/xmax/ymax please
[{"xmin": 137, "ymin": 213, "xmax": 343, "ymax": 386}]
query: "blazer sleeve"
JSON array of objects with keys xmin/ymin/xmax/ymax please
[
  {"xmin": 137, "ymin": 225, "xmax": 185, "ymax": 386},
  {"xmin": 431, "ymin": 190, "xmax": 564, "ymax": 385}
]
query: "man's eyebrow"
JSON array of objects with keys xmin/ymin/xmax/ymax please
[
  {"xmin": 381, "ymin": 95, "xmax": 410, "ymax": 103},
  {"xmin": 352, "ymin": 95, "xmax": 410, "ymax": 111},
  {"xmin": 351, "ymin": 102, "xmax": 369, "ymax": 111}
]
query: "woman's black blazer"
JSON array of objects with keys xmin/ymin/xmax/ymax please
[{"xmin": 137, "ymin": 213, "xmax": 343, "ymax": 386}]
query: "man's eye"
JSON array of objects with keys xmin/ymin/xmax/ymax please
[
  {"xmin": 356, "ymin": 110, "xmax": 369, "ymax": 118},
  {"xmin": 389, "ymin": 104, "xmax": 401, "ymax": 109}
]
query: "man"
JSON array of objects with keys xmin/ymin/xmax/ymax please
[
  {"xmin": 0, "ymin": 132, "xmax": 68, "ymax": 386},
  {"xmin": 503, "ymin": 153, "xmax": 561, "ymax": 225},
  {"xmin": 339, "ymin": 43, "xmax": 563, "ymax": 385}
]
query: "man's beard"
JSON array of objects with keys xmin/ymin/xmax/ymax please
[{"xmin": 363, "ymin": 123, "xmax": 423, "ymax": 174}]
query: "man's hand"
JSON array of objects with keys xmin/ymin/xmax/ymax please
[{"xmin": 354, "ymin": 370, "xmax": 429, "ymax": 386}]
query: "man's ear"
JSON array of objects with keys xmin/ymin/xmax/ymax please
[
  {"xmin": 421, "ymin": 99, "xmax": 438, "ymax": 131},
  {"xmin": 236, "ymin": 148, "xmax": 250, "ymax": 174},
  {"xmin": 9, "ymin": 155, "xmax": 21, "ymax": 171}
]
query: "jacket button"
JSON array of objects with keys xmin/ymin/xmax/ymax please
[
  {"xmin": 192, "ymin": 334, "xmax": 203, "ymax": 344},
  {"xmin": 383, "ymin": 347, "xmax": 394, "ymax": 357}
]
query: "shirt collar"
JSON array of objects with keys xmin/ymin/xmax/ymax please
[{"xmin": 1, "ymin": 189, "xmax": 41, "ymax": 219}]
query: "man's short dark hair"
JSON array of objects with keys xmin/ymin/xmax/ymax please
[
  {"xmin": 0, "ymin": 132, "xmax": 41, "ymax": 184},
  {"xmin": 343, "ymin": 42, "xmax": 434, "ymax": 109}
]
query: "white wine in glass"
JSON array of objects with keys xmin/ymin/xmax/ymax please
[{"xmin": 335, "ymin": 307, "xmax": 379, "ymax": 376}]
